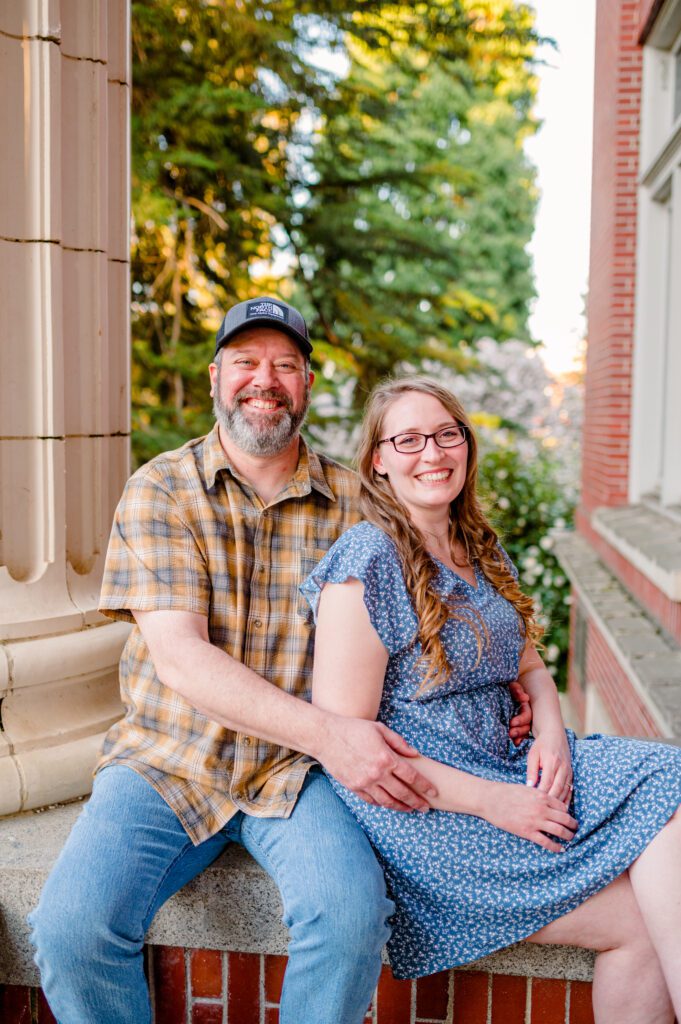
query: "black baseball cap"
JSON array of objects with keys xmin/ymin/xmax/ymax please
[{"xmin": 214, "ymin": 297, "xmax": 312, "ymax": 358}]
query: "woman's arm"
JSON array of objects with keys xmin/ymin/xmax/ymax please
[
  {"xmin": 517, "ymin": 644, "xmax": 573, "ymax": 803},
  {"xmin": 313, "ymin": 581, "xmax": 577, "ymax": 851}
]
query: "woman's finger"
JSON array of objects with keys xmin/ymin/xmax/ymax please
[
  {"xmin": 526, "ymin": 746, "xmax": 540, "ymax": 788},
  {"xmin": 537, "ymin": 759, "xmax": 559, "ymax": 793},
  {"xmin": 547, "ymin": 763, "xmax": 568, "ymax": 799},
  {"xmin": 542, "ymin": 822, "xmax": 575, "ymax": 842},
  {"xmin": 532, "ymin": 832, "xmax": 564, "ymax": 853}
]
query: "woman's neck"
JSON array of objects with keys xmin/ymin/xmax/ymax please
[{"xmin": 410, "ymin": 510, "xmax": 451, "ymax": 546}]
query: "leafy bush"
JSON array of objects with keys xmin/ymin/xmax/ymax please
[{"xmin": 478, "ymin": 444, "xmax": 574, "ymax": 688}]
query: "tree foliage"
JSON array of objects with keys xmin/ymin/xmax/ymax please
[{"xmin": 130, "ymin": 0, "xmax": 540, "ymax": 463}]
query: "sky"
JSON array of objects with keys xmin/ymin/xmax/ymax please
[{"xmin": 525, "ymin": 0, "xmax": 597, "ymax": 377}]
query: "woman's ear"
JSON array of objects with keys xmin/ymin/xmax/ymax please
[{"xmin": 372, "ymin": 450, "xmax": 387, "ymax": 477}]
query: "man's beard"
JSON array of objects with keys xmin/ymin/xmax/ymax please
[{"xmin": 213, "ymin": 381, "xmax": 310, "ymax": 456}]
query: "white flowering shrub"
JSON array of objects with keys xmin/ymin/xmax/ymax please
[{"xmin": 478, "ymin": 445, "xmax": 574, "ymax": 688}]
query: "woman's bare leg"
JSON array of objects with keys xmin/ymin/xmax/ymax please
[
  {"xmin": 628, "ymin": 808, "xmax": 681, "ymax": 1015},
  {"xmin": 526, "ymin": 872, "xmax": 673, "ymax": 1024}
]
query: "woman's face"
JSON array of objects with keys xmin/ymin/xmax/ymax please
[{"xmin": 372, "ymin": 391, "xmax": 469, "ymax": 522}]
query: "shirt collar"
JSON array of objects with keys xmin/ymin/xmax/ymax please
[
  {"xmin": 203, "ymin": 423, "xmax": 233, "ymax": 490},
  {"xmin": 203, "ymin": 423, "xmax": 336, "ymax": 503}
]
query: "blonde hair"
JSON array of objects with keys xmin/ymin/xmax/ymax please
[{"xmin": 357, "ymin": 376, "xmax": 542, "ymax": 692}]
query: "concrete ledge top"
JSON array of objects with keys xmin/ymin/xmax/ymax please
[
  {"xmin": 1, "ymin": 800, "xmax": 595, "ymax": 987},
  {"xmin": 592, "ymin": 504, "xmax": 681, "ymax": 601}
]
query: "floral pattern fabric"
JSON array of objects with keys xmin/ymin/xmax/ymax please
[{"xmin": 301, "ymin": 521, "xmax": 681, "ymax": 979}]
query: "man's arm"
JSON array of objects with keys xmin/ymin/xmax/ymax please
[{"xmin": 133, "ymin": 608, "xmax": 438, "ymax": 812}]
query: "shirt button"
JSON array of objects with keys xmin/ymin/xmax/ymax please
[
  {"xmin": 243, "ymin": 737, "xmax": 251, "ymax": 746},
  {"xmin": 254, "ymin": 619, "xmax": 263, "ymax": 628},
  {"xmin": 258, "ymin": 564, "xmax": 265, "ymax": 573}
]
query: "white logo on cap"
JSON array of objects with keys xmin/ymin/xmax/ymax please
[{"xmin": 247, "ymin": 301, "xmax": 285, "ymax": 319}]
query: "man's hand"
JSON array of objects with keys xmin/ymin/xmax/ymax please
[
  {"xmin": 482, "ymin": 781, "xmax": 577, "ymax": 852},
  {"xmin": 319, "ymin": 716, "xmax": 438, "ymax": 812},
  {"xmin": 508, "ymin": 680, "xmax": 532, "ymax": 746}
]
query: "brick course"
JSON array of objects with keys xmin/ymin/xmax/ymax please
[{"xmin": 0, "ymin": 951, "xmax": 595, "ymax": 1024}]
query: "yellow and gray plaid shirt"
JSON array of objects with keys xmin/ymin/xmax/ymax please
[{"xmin": 98, "ymin": 424, "xmax": 360, "ymax": 844}]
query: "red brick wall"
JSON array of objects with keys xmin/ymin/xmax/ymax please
[
  {"xmin": 585, "ymin": 616, "xmax": 664, "ymax": 737},
  {"xmin": 580, "ymin": 0, "xmax": 645, "ymax": 516},
  {"xmin": 0, "ymin": 951, "xmax": 596, "ymax": 1024}
]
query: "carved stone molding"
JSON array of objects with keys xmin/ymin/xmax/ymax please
[{"xmin": 0, "ymin": 0, "xmax": 131, "ymax": 813}]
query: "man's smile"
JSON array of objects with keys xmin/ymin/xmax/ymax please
[{"xmin": 241, "ymin": 396, "xmax": 285, "ymax": 411}]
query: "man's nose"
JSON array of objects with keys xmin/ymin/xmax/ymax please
[{"xmin": 251, "ymin": 361, "xmax": 278, "ymax": 388}]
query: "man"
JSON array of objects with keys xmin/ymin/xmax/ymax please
[{"xmin": 30, "ymin": 296, "xmax": 530, "ymax": 1024}]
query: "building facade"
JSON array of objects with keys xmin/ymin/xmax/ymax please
[{"xmin": 557, "ymin": 0, "xmax": 681, "ymax": 742}]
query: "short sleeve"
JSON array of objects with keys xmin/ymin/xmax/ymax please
[
  {"xmin": 99, "ymin": 468, "xmax": 211, "ymax": 623},
  {"xmin": 299, "ymin": 522, "xmax": 417, "ymax": 655}
]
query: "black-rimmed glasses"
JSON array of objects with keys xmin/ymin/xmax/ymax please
[{"xmin": 377, "ymin": 424, "xmax": 468, "ymax": 454}]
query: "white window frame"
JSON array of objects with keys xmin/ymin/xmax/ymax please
[{"xmin": 630, "ymin": 2, "xmax": 681, "ymax": 508}]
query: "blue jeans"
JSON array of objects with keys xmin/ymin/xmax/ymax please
[{"xmin": 28, "ymin": 765, "xmax": 393, "ymax": 1024}]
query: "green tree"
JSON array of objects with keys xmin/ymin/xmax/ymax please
[
  {"xmin": 291, "ymin": 35, "xmax": 538, "ymax": 435},
  {"xmin": 130, "ymin": 0, "xmax": 539, "ymax": 463}
]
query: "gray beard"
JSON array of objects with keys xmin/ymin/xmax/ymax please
[{"xmin": 213, "ymin": 385, "xmax": 309, "ymax": 456}]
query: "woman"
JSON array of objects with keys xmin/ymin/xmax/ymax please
[{"xmin": 301, "ymin": 377, "xmax": 681, "ymax": 1023}]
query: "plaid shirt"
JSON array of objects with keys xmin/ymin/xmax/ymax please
[{"xmin": 98, "ymin": 424, "xmax": 360, "ymax": 844}]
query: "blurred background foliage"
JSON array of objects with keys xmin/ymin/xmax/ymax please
[{"xmin": 130, "ymin": 0, "xmax": 581, "ymax": 683}]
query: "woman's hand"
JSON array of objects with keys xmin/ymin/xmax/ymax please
[
  {"xmin": 526, "ymin": 727, "xmax": 573, "ymax": 805},
  {"xmin": 482, "ymin": 781, "xmax": 578, "ymax": 853}
]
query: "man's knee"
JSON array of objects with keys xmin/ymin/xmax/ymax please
[
  {"xmin": 30, "ymin": 880, "xmax": 138, "ymax": 974},
  {"xmin": 285, "ymin": 871, "xmax": 393, "ymax": 958}
]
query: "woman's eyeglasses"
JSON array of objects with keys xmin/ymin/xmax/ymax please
[{"xmin": 377, "ymin": 425, "xmax": 468, "ymax": 454}]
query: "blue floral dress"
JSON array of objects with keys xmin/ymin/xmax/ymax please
[{"xmin": 300, "ymin": 521, "xmax": 681, "ymax": 979}]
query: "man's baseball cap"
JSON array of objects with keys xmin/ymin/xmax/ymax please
[{"xmin": 214, "ymin": 297, "xmax": 312, "ymax": 358}]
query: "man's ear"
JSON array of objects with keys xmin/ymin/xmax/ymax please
[
  {"xmin": 208, "ymin": 362, "xmax": 218, "ymax": 398},
  {"xmin": 372, "ymin": 450, "xmax": 387, "ymax": 477}
]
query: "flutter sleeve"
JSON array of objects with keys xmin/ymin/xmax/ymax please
[{"xmin": 300, "ymin": 521, "xmax": 417, "ymax": 656}]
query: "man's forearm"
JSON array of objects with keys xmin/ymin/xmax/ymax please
[{"xmin": 155, "ymin": 633, "xmax": 332, "ymax": 761}]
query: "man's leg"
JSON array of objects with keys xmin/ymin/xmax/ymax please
[
  {"xmin": 239, "ymin": 769, "xmax": 393, "ymax": 1024},
  {"xmin": 28, "ymin": 766, "xmax": 231, "ymax": 1024}
]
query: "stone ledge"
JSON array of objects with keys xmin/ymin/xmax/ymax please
[
  {"xmin": 554, "ymin": 531, "xmax": 681, "ymax": 739},
  {"xmin": 592, "ymin": 504, "xmax": 681, "ymax": 601},
  {"xmin": 0, "ymin": 801, "xmax": 595, "ymax": 988}
]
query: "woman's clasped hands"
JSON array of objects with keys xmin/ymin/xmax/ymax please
[
  {"xmin": 483, "ymin": 727, "xmax": 576, "ymax": 853},
  {"xmin": 483, "ymin": 777, "xmax": 577, "ymax": 853}
]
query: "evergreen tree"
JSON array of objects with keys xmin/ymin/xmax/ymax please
[{"xmin": 130, "ymin": 1, "xmax": 539, "ymax": 462}]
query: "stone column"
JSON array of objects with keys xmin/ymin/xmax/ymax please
[{"xmin": 0, "ymin": 0, "xmax": 131, "ymax": 813}]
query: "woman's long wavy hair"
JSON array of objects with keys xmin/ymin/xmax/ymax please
[{"xmin": 357, "ymin": 376, "xmax": 542, "ymax": 693}]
